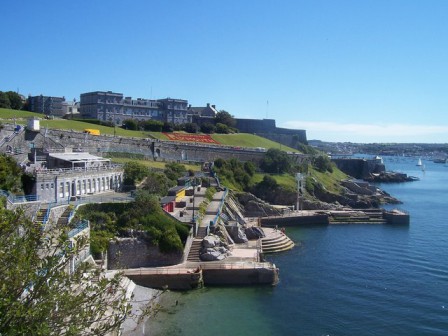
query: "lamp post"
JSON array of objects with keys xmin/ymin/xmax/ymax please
[{"xmin": 191, "ymin": 178, "xmax": 196, "ymax": 222}]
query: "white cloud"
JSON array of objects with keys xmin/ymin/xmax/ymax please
[{"xmin": 282, "ymin": 120, "xmax": 448, "ymax": 143}]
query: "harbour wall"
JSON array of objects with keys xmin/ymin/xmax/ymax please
[
  {"xmin": 332, "ymin": 158, "xmax": 385, "ymax": 179},
  {"xmin": 125, "ymin": 269, "xmax": 203, "ymax": 290},
  {"xmin": 201, "ymin": 265, "xmax": 279, "ymax": 286},
  {"xmin": 260, "ymin": 214, "xmax": 330, "ymax": 227}
]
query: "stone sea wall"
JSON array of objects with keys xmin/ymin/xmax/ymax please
[{"xmin": 107, "ymin": 237, "xmax": 183, "ymax": 269}]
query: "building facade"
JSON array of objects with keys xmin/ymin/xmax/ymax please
[
  {"xmin": 27, "ymin": 95, "xmax": 65, "ymax": 116},
  {"xmin": 79, "ymin": 91, "xmax": 189, "ymax": 125},
  {"xmin": 33, "ymin": 152, "xmax": 124, "ymax": 203}
]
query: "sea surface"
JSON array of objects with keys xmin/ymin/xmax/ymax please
[{"xmin": 148, "ymin": 156, "xmax": 448, "ymax": 336}]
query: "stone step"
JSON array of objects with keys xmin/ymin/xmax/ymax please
[
  {"xmin": 261, "ymin": 231, "xmax": 295, "ymax": 253},
  {"xmin": 262, "ymin": 242, "xmax": 295, "ymax": 253},
  {"xmin": 187, "ymin": 239, "xmax": 203, "ymax": 261},
  {"xmin": 262, "ymin": 239, "xmax": 294, "ymax": 249}
]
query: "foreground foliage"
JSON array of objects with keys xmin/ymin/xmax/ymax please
[
  {"xmin": 78, "ymin": 191, "xmax": 189, "ymax": 257},
  {"xmin": 0, "ymin": 205, "xmax": 130, "ymax": 335}
]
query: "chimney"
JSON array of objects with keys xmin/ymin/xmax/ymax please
[
  {"xmin": 207, "ymin": 103, "xmax": 210, "ymax": 107},
  {"xmin": 212, "ymin": 105, "xmax": 216, "ymax": 109}
]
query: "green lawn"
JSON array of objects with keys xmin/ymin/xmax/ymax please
[
  {"xmin": 309, "ymin": 166, "xmax": 348, "ymax": 194},
  {"xmin": 252, "ymin": 173, "xmax": 297, "ymax": 191},
  {"xmin": 0, "ymin": 108, "xmax": 43, "ymax": 119},
  {"xmin": 212, "ymin": 133, "xmax": 298, "ymax": 152},
  {"xmin": 109, "ymin": 157, "xmax": 202, "ymax": 171}
]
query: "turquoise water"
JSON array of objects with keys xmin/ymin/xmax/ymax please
[{"xmin": 149, "ymin": 157, "xmax": 448, "ymax": 335}]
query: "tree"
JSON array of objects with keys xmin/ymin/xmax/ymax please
[
  {"xmin": 0, "ymin": 154, "xmax": 23, "ymax": 192},
  {"xmin": 215, "ymin": 123, "xmax": 230, "ymax": 134},
  {"xmin": 141, "ymin": 120, "xmax": 163, "ymax": 132},
  {"xmin": 162, "ymin": 122, "xmax": 174, "ymax": 132},
  {"xmin": 0, "ymin": 92, "xmax": 10, "ymax": 109},
  {"xmin": 0, "ymin": 205, "xmax": 130, "ymax": 335},
  {"xmin": 123, "ymin": 161, "xmax": 150, "ymax": 185},
  {"xmin": 6, "ymin": 91, "xmax": 23, "ymax": 110},
  {"xmin": 164, "ymin": 162, "xmax": 186, "ymax": 182},
  {"xmin": 122, "ymin": 119, "xmax": 138, "ymax": 130},
  {"xmin": 313, "ymin": 155, "xmax": 334, "ymax": 173},
  {"xmin": 200, "ymin": 122, "xmax": 215, "ymax": 134},
  {"xmin": 142, "ymin": 171, "xmax": 172, "ymax": 196},
  {"xmin": 260, "ymin": 148, "xmax": 292, "ymax": 174},
  {"xmin": 184, "ymin": 122, "xmax": 198, "ymax": 134},
  {"xmin": 215, "ymin": 110, "xmax": 236, "ymax": 128}
]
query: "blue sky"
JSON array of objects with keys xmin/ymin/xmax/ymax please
[{"xmin": 2, "ymin": 0, "xmax": 448, "ymax": 143}]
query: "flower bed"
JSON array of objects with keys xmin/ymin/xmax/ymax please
[{"xmin": 163, "ymin": 133, "xmax": 220, "ymax": 144}]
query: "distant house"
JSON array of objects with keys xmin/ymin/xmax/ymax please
[
  {"xmin": 188, "ymin": 103, "xmax": 218, "ymax": 126},
  {"xmin": 27, "ymin": 95, "xmax": 65, "ymax": 116},
  {"xmin": 61, "ymin": 100, "xmax": 80, "ymax": 118},
  {"xmin": 188, "ymin": 103, "xmax": 218, "ymax": 118}
]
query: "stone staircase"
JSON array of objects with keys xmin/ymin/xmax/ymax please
[
  {"xmin": 35, "ymin": 204, "xmax": 48, "ymax": 225},
  {"xmin": 187, "ymin": 227, "xmax": 208, "ymax": 262},
  {"xmin": 261, "ymin": 228, "xmax": 295, "ymax": 253},
  {"xmin": 57, "ymin": 207, "xmax": 72, "ymax": 227}
]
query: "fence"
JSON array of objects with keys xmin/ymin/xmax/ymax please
[{"xmin": 0, "ymin": 189, "xmax": 39, "ymax": 204}]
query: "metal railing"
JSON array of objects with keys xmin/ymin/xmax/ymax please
[
  {"xmin": 34, "ymin": 164, "xmax": 123, "ymax": 176},
  {"xmin": 124, "ymin": 267, "xmax": 200, "ymax": 276},
  {"xmin": 68, "ymin": 219, "xmax": 89, "ymax": 238},
  {"xmin": 199, "ymin": 261, "xmax": 276, "ymax": 270},
  {"xmin": 0, "ymin": 189, "xmax": 39, "ymax": 204},
  {"xmin": 210, "ymin": 188, "xmax": 228, "ymax": 227}
]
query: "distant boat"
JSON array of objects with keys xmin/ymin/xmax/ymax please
[
  {"xmin": 433, "ymin": 158, "xmax": 447, "ymax": 164},
  {"xmin": 416, "ymin": 158, "xmax": 423, "ymax": 166}
]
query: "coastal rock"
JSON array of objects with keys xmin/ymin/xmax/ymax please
[
  {"xmin": 213, "ymin": 223, "xmax": 235, "ymax": 245},
  {"xmin": 226, "ymin": 225, "xmax": 248, "ymax": 244},
  {"xmin": 364, "ymin": 171, "xmax": 419, "ymax": 183},
  {"xmin": 245, "ymin": 226, "xmax": 266, "ymax": 240},
  {"xmin": 203, "ymin": 235, "xmax": 221, "ymax": 248},
  {"xmin": 200, "ymin": 234, "xmax": 231, "ymax": 261},
  {"xmin": 200, "ymin": 250, "xmax": 225, "ymax": 261}
]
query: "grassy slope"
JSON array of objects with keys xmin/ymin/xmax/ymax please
[
  {"xmin": 0, "ymin": 108, "xmax": 296, "ymax": 151},
  {"xmin": 309, "ymin": 166, "xmax": 348, "ymax": 194},
  {"xmin": 212, "ymin": 133, "xmax": 297, "ymax": 152},
  {"xmin": 109, "ymin": 157, "xmax": 201, "ymax": 171}
]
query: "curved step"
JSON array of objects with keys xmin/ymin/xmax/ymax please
[{"xmin": 261, "ymin": 233, "xmax": 295, "ymax": 253}]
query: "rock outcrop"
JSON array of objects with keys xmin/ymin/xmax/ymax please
[
  {"xmin": 364, "ymin": 172, "xmax": 419, "ymax": 183},
  {"xmin": 199, "ymin": 234, "xmax": 231, "ymax": 261}
]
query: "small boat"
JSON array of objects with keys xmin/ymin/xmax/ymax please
[
  {"xmin": 416, "ymin": 158, "xmax": 423, "ymax": 166},
  {"xmin": 433, "ymin": 158, "xmax": 447, "ymax": 164}
]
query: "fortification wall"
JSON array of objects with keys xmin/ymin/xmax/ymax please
[
  {"xmin": 1, "ymin": 126, "xmax": 308, "ymax": 166},
  {"xmin": 332, "ymin": 158, "xmax": 386, "ymax": 179}
]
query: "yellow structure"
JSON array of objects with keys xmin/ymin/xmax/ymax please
[{"xmin": 84, "ymin": 129, "xmax": 100, "ymax": 136}]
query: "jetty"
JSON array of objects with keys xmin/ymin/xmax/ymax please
[{"xmin": 260, "ymin": 208, "xmax": 409, "ymax": 226}]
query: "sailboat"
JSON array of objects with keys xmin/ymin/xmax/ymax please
[{"xmin": 416, "ymin": 158, "xmax": 423, "ymax": 166}]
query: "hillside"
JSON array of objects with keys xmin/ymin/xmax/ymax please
[{"xmin": 0, "ymin": 108, "xmax": 297, "ymax": 151}]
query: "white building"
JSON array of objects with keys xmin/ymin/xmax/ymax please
[{"xmin": 34, "ymin": 152, "xmax": 123, "ymax": 203}]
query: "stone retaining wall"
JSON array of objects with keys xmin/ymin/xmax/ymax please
[{"xmin": 107, "ymin": 237, "xmax": 183, "ymax": 269}]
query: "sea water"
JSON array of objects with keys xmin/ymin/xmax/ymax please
[{"xmin": 149, "ymin": 156, "xmax": 448, "ymax": 335}]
